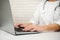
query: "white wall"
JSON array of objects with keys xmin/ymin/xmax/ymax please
[{"xmin": 9, "ymin": 0, "xmax": 43, "ymax": 23}]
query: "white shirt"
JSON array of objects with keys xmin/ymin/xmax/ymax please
[{"xmin": 30, "ymin": 1, "xmax": 60, "ymax": 26}]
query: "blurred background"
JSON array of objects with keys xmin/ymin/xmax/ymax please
[{"xmin": 9, "ymin": 0, "xmax": 44, "ymax": 23}]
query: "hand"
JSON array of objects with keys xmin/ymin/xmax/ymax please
[
  {"xmin": 14, "ymin": 23, "xmax": 25, "ymax": 28},
  {"xmin": 14, "ymin": 23, "xmax": 48, "ymax": 32},
  {"xmin": 23, "ymin": 24, "xmax": 37, "ymax": 32},
  {"xmin": 23, "ymin": 25, "xmax": 48, "ymax": 32}
]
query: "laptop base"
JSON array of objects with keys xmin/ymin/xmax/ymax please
[{"xmin": 15, "ymin": 31, "xmax": 40, "ymax": 35}]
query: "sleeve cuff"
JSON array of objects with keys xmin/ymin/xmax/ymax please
[{"xmin": 54, "ymin": 20, "xmax": 60, "ymax": 25}]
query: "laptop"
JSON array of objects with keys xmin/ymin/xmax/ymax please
[{"xmin": 0, "ymin": 0, "xmax": 39, "ymax": 35}]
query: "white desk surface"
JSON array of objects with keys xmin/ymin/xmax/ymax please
[{"xmin": 0, "ymin": 30, "xmax": 60, "ymax": 40}]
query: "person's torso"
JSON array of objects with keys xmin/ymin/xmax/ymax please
[{"xmin": 38, "ymin": 1, "xmax": 59, "ymax": 25}]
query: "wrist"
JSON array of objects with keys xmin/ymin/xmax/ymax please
[{"xmin": 40, "ymin": 25, "xmax": 49, "ymax": 31}]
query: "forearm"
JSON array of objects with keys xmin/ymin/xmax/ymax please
[{"xmin": 44, "ymin": 23, "xmax": 60, "ymax": 31}]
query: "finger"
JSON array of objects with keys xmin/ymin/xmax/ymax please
[
  {"xmin": 30, "ymin": 29, "xmax": 37, "ymax": 32},
  {"xmin": 14, "ymin": 23, "xmax": 23, "ymax": 28},
  {"xmin": 23, "ymin": 28, "xmax": 29, "ymax": 31},
  {"xmin": 19, "ymin": 24, "xmax": 25, "ymax": 27},
  {"xmin": 30, "ymin": 29, "xmax": 41, "ymax": 32},
  {"xmin": 23, "ymin": 27, "xmax": 32, "ymax": 31},
  {"xmin": 14, "ymin": 24, "xmax": 19, "ymax": 28}
]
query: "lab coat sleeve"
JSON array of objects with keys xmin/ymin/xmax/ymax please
[
  {"xmin": 29, "ymin": 3, "xmax": 41, "ymax": 25},
  {"xmin": 54, "ymin": 7, "xmax": 60, "ymax": 25}
]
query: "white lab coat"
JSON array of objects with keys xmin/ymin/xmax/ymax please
[{"xmin": 30, "ymin": 1, "xmax": 60, "ymax": 26}]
